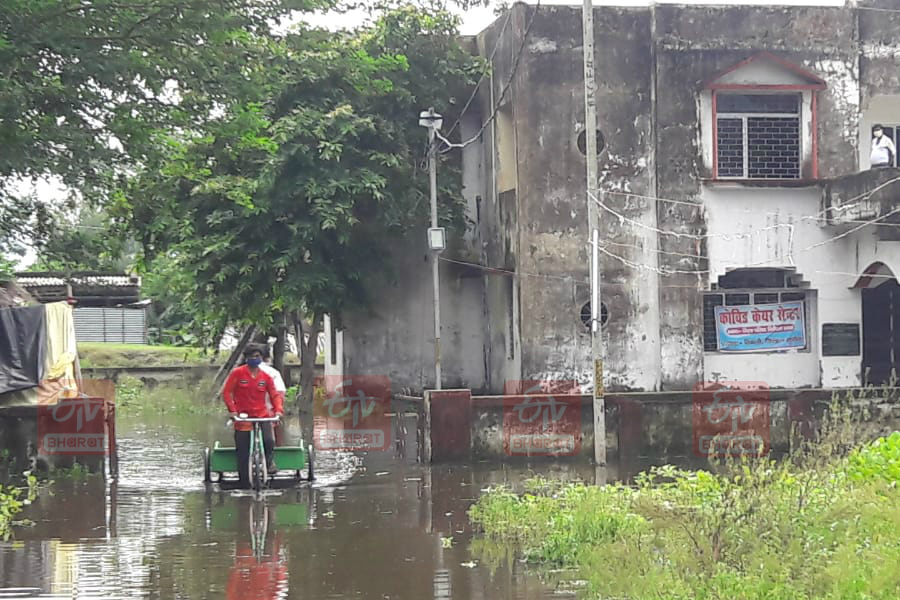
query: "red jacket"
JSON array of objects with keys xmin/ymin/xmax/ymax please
[{"xmin": 223, "ymin": 365, "xmax": 283, "ymax": 431}]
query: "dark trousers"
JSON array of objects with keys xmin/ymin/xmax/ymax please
[{"xmin": 234, "ymin": 424, "xmax": 275, "ymax": 488}]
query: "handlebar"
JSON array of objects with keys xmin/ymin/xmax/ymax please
[{"xmin": 228, "ymin": 414, "xmax": 282, "ymax": 425}]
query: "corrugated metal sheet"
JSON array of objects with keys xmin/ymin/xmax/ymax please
[
  {"xmin": 74, "ymin": 307, "xmax": 147, "ymax": 344},
  {"xmin": 17, "ymin": 273, "xmax": 140, "ymax": 288}
]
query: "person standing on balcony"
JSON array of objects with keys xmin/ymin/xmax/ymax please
[{"xmin": 871, "ymin": 124, "xmax": 895, "ymax": 168}]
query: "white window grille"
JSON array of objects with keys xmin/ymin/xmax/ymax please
[{"xmin": 716, "ymin": 93, "xmax": 801, "ymax": 180}]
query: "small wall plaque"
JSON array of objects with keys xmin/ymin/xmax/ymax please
[{"xmin": 822, "ymin": 323, "xmax": 860, "ymax": 357}]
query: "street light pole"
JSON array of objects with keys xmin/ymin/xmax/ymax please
[
  {"xmin": 582, "ymin": 0, "xmax": 606, "ymax": 464},
  {"xmin": 419, "ymin": 107, "xmax": 445, "ymax": 391}
]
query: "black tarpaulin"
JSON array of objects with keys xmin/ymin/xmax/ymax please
[{"xmin": 0, "ymin": 305, "xmax": 47, "ymax": 395}]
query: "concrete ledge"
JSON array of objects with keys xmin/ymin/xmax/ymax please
[
  {"xmin": 80, "ymin": 364, "xmax": 324, "ymax": 384},
  {"xmin": 463, "ymin": 388, "xmax": 900, "ymax": 461}
]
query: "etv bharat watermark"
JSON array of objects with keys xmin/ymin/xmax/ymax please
[
  {"xmin": 503, "ymin": 380, "xmax": 581, "ymax": 457},
  {"xmin": 36, "ymin": 379, "xmax": 115, "ymax": 456},
  {"xmin": 692, "ymin": 382, "xmax": 770, "ymax": 457},
  {"xmin": 313, "ymin": 375, "xmax": 391, "ymax": 451}
]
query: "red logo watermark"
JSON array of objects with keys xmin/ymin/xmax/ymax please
[
  {"xmin": 36, "ymin": 379, "xmax": 114, "ymax": 456},
  {"xmin": 692, "ymin": 381, "xmax": 770, "ymax": 457},
  {"xmin": 313, "ymin": 375, "xmax": 391, "ymax": 451},
  {"xmin": 503, "ymin": 380, "xmax": 582, "ymax": 457}
]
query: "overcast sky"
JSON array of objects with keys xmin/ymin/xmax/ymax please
[{"xmin": 307, "ymin": 0, "xmax": 846, "ymax": 36}]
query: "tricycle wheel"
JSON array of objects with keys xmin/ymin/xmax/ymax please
[
  {"xmin": 307, "ymin": 444, "xmax": 315, "ymax": 481},
  {"xmin": 203, "ymin": 448, "xmax": 211, "ymax": 484},
  {"xmin": 251, "ymin": 451, "xmax": 264, "ymax": 492}
]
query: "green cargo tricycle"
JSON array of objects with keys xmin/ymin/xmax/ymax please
[{"xmin": 203, "ymin": 414, "xmax": 314, "ymax": 490}]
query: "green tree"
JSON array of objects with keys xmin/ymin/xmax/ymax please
[
  {"xmin": 121, "ymin": 3, "xmax": 481, "ymax": 406},
  {"xmin": 0, "ymin": 0, "xmax": 333, "ymax": 256},
  {"xmin": 31, "ymin": 208, "xmax": 138, "ymax": 272}
]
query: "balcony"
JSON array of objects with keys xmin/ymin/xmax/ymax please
[{"xmin": 821, "ymin": 167, "xmax": 900, "ymax": 238}]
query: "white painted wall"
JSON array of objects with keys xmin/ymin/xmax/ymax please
[
  {"xmin": 323, "ymin": 314, "xmax": 343, "ymax": 377},
  {"xmin": 701, "ymin": 184, "xmax": 875, "ymax": 388},
  {"xmin": 717, "ymin": 60, "xmax": 811, "ymax": 86}
]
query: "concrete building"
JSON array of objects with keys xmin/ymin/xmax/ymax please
[{"xmin": 328, "ymin": 1, "xmax": 900, "ymax": 394}]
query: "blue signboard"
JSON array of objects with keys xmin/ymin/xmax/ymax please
[{"xmin": 714, "ymin": 301, "xmax": 806, "ymax": 352}]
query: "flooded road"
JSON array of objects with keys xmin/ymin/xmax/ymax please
[{"xmin": 0, "ymin": 410, "xmax": 649, "ymax": 599}]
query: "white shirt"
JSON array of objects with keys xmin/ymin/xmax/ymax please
[
  {"xmin": 260, "ymin": 363, "xmax": 286, "ymax": 392},
  {"xmin": 260, "ymin": 362, "xmax": 286, "ymax": 413},
  {"xmin": 871, "ymin": 135, "xmax": 895, "ymax": 166}
]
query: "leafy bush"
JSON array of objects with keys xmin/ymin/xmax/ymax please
[
  {"xmin": 0, "ymin": 473, "xmax": 37, "ymax": 541},
  {"xmin": 470, "ymin": 432, "xmax": 900, "ymax": 599},
  {"xmin": 847, "ymin": 431, "xmax": 900, "ymax": 484}
]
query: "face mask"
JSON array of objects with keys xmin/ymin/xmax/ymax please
[{"xmin": 247, "ymin": 358, "xmax": 262, "ymax": 367}]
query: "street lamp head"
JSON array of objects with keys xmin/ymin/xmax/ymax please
[
  {"xmin": 418, "ymin": 109, "xmax": 443, "ymax": 130},
  {"xmin": 427, "ymin": 227, "xmax": 446, "ymax": 252}
]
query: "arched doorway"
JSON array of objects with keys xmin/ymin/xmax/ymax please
[{"xmin": 856, "ymin": 262, "xmax": 900, "ymax": 385}]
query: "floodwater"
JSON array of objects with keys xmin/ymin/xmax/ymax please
[{"xmin": 0, "ymin": 408, "xmax": 658, "ymax": 600}]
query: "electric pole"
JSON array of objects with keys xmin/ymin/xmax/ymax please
[
  {"xmin": 582, "ymin": 0, "xmax": 606, "ymax": 464},
  {"xmin": 419, "ymin": 108, "xmax": 445, "ymax": 390}
]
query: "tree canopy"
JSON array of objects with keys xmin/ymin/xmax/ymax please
[
  {"xmin": 119, "ymin": 4, "xmax": 480, "ymax": 334},
  {"xmin": 0, "ymin": 0, "xmax": 333, "ymax": 261},
  {"xmin": 6, "ymin": 0, "xmax": 484, "ymax": 403}
]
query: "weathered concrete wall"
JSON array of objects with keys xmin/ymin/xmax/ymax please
[
  {"xmin": 479, "ymin": 6, "xmax": 661, "ymax": 392},
  {"xmin": 701, "ymin": 185, "xmax": 862, "ymax": 388},
  {"xmin": 337, "ymin": 240, "xmax": 487, "ymax": 392},
  {"xmin": 513, "ymin": 6, "xmax": 592, "ymax": 389},
  {"xmin": 476, "ymin": 7, "xmax": 522, "ymax": 393},
  {"xmin": 858, "ymin": 2, "xmax": 900, "ymax": 170},
  {"xmin": 339, "ymin": 2, "xmax": 900, "ymax": 395},
  {"xmin": 465, "ymin": 389, "xmax": 900, "ymax": 462}
]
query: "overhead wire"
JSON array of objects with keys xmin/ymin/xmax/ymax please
[
  {"xmin": 595, "ymin": 196, "xmax": 900, "ymax": 278},
  {"xmin": 434, "ymin": 0, "xmax": 541, "ymax": 153},
  {"xmin": 600, "ymin": 173, "xmax": 900, "ymax": 220},
  {"xmin": 441, "ymin": 8, "xmax": 514, "ymax": 141},
  {"xmin": 437, "ymin": 255, "xmax": 708, "ymax": 289}
]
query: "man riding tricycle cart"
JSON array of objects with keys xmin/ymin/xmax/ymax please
[{"xmin": 203, "ymin": 344, "xmax": 313, "ymax": 490}]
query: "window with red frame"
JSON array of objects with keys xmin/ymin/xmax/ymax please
[{"xmin": 715, "ymin": 93, "xmax": 801, "ymax": 180}]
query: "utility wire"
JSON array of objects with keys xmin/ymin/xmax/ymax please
[
  {"xmin": 437, "ymin": 255, "xmax": 703, "ymax": 289},
  {"xmin": 591, "ymin": 192, "xmax": 797, "ymax": 241},
  {"xmin": 441, "ymin": 8, "xmax": 514, "ymax": 141},
  {"xmin": 434, "ymin": 0, "xmax": 541, "ymax": 153},
  {"xmin": 601, "ymin": 174, "xmax": 900, "ymax": 218},
  {"xmin": 596, "ymin": 199, "xmax": 900, "ymax": 277}
]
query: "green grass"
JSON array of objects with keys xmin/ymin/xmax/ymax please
[
  {"xmin": 77, "ymin": 342, "xmax": 303, "ymax": 368},
  {"xmin": 114, "ymin": 375, "xmax": 222, "ymax": 416},
  {"xmin": 470, "ymin": 401, "xmax": 900, "ymax": 600},
  {"xmin": 78, "ymin": 343, "xmax": 213, "ymax": 368}
]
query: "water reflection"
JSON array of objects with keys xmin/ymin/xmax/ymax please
[
  {"xmin": 224, "ymin": 501, "xmax": 290, "ymax": 600},
  {"xmin": 0, "ymin": 413, "xmax": 583, "ymax": 599}
]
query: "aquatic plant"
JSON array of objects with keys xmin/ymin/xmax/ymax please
[
  {"xmin": 0, "ymin": 472, "xmax": 37, "ymax": 541},
  {"xmin": 115, "ymin": 375, "xmax": 220, "ymax": 416},
  {"xmin": 470, "ymin": 401, "xmax": 900, "ymax": 599}
]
